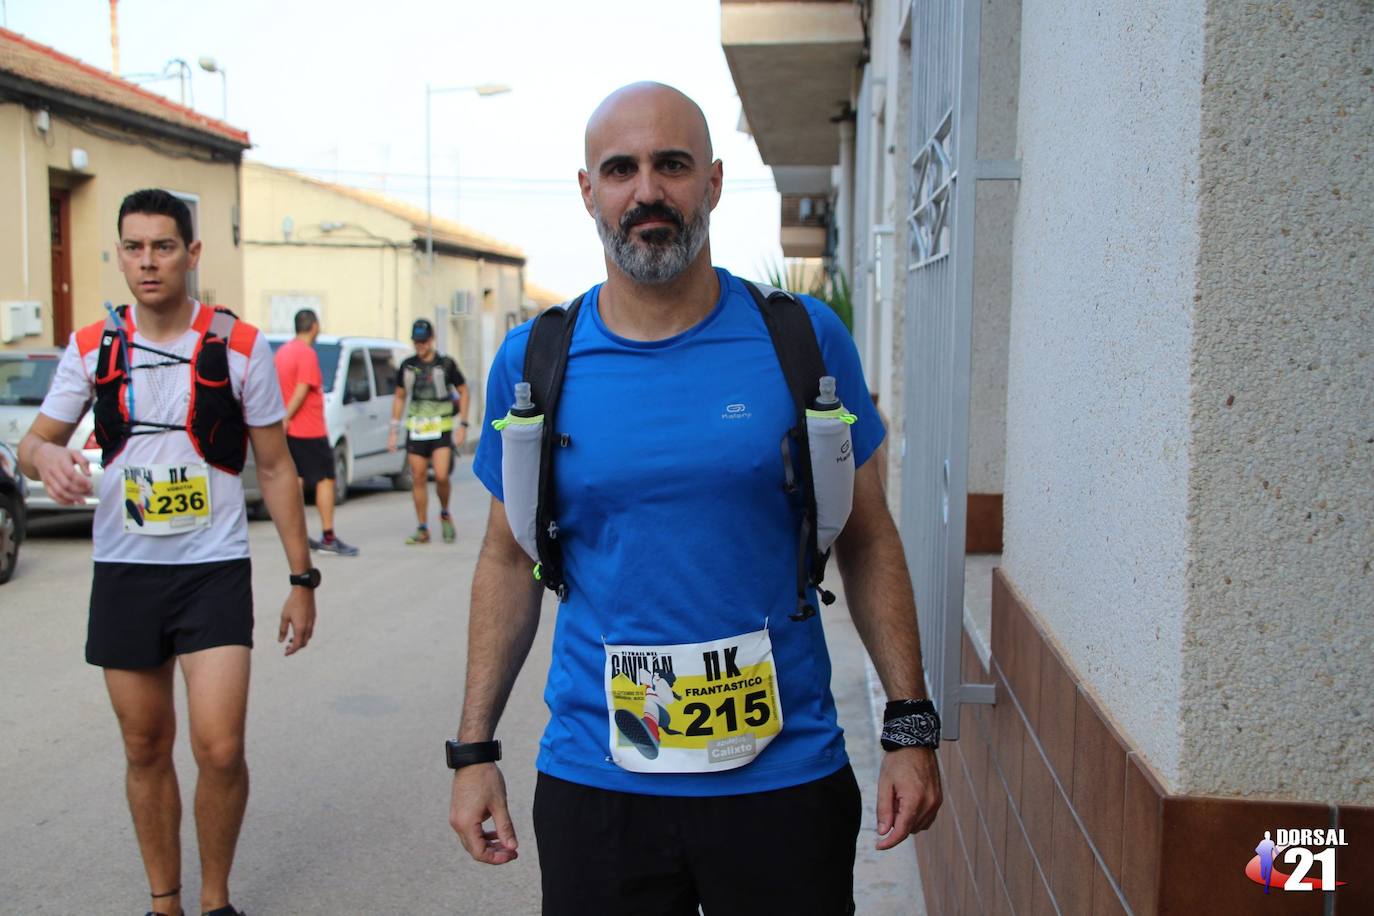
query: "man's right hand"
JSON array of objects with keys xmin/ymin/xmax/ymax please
[
  {"xmin": 387, "ymin": 430, "xmax": 398, "ymax": 453},
  {"xmin": 450, "ymin": 763, "xmax": 519, "ymax": 865},
  {"xmin": 31, "ymin": 441, "xmax": 93, "ymax": 504}
]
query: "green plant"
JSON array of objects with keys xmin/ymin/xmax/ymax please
[{"xmin": 760, "ymin": 259, "xmax": 854, "ymax": 334}]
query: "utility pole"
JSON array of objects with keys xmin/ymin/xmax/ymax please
[{"xmin": 109, "ymin": 0, "xmax": 120, "ymax": 75}]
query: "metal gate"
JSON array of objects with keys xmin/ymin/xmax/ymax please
[{"xmin": 900, "ymin": 0, "xmax": 1006, "ymax": 738}]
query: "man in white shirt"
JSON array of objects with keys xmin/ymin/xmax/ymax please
[{"xmin": 18, "ymin": 189, "xmax": 318, "ymax": 916}]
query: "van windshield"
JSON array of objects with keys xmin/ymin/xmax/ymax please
[
  {"xmin": 0, "ymin": 356, "xmax": 59, "ymax": 405},
  {"xmin": 269, "ymin": 341, "xmax": 342, "ymax": 393}
]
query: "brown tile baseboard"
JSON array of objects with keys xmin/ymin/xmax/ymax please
[
  {"xmin": 966, "ymin": 492, "xmax": 1004, "ymax": 554},
  {"xmin": 916, "ymin": 568, "xmax": 1374, "ymax": 915}
]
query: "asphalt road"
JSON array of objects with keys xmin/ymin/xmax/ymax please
[{"xmin": 0, "ymin": 470, "xmax": 925, "ymax": 914}]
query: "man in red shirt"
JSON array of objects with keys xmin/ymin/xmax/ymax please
[{"xmin": 274, "ymin": 310, "xmax": 359, "ymax": 556}]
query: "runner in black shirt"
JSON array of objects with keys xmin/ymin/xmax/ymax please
[{"xmin": 388, "ymin": 319, "xmax": 469, "ymax": 543}]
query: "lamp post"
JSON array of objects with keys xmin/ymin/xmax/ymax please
[
  {"xmin": 424, "ymin": 82, "xmax": 511, "ymax": 304},
  {"xmin": 198, "ymin": 56, "xmax": 228, "ymax": 121}
]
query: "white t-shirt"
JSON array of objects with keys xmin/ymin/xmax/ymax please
[{"xmin": 41, "ymin": 302, "xmax": 285, "ymax": 564}]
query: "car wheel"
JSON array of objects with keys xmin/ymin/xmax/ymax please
[
  {"xmin": 390, "ymin": 459, "xmax": 413, "ymax": 492},
  {"xmin": 0, "ymin": 492, "xmax": 19, "ymax": 585},
  {"xmin": 333, "ymin": 443, "xmax": 350, "ymax": 505},
  {"xmin": 246, "ymin": 499, "xmax": 270, "ymax": 521}
]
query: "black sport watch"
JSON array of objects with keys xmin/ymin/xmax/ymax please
[
  {"xmin": 446, "ymin": 739, "xmax": 501, "ymax": 769},
  {"xmin": 288, "ymin": 568, "xmax": 322, "ymax": 589}
]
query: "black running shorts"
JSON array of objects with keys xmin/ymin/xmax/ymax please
[
  {"xmin": 86, "ymin": 559, "xmax": 254, "ymax": 669},
  {"xmin": 406, "ymin": 430, "xmax": 453, "ymax": 458},
  {"xmin": 533, "ymin": 763, "xmax": 862, "ymax": 915},
  {"xmin": 287, "ymin": 435, "xmax": 335, "ymax": 485}
]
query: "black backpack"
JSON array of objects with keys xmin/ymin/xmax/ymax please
[{"xmin": 520, "ymin": 280, "xmax": 840, "ymax": 622}]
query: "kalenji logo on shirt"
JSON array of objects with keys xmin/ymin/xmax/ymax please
[
  {"xmin": 1245, "ymin": 828, "xmax": 1350, "ymax": 895},
  {"xmin": 721, "ymin": 403, "xmax": 752, "ymax": 421}
]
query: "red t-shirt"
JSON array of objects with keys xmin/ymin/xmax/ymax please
[{"xmin": 273, "ymin": 338, "xmax": 328, "ymax": 439}]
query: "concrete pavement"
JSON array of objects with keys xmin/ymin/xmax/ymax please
[{"xmin": 0, "ymin": 470, "xmax": 925, "ymax": 914}]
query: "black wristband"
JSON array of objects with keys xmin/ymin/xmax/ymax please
[
  {"xmin": 881, "ymin": 699, "xmax": 941, "ymax": 750},
  {"xmin": 445, "ymin": 739, "xmax": 501, "ymax": 769},
  {"xmin": 884, "ymin": 698, "xmax": 936, "ymax": 721}
]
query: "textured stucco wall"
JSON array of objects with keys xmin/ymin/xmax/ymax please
[
  {"xmin": 1181, "ymin": 0, "xmax": 1373, "ymax": 804},
  {"xmin": 1002, "ymin": 0, "xmax": 1204, "ymax": 787},
  {"xmin": 967, "ymin": 0, "xmax": 1020, "ymax": 495}
]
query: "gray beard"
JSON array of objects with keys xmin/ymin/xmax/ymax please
[{"xmin": 595, "ymin": 199, "xmax": 710, "ymax": 285}]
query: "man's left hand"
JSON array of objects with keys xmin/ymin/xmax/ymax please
[
  {"xmin": 278, "ymin": 587, "xmax": 317, "ymax": 656},
  {"xmin": 875, "ymin": 746, "xmax": 942, "ymax": 849},
  {"xmin": 454, "ymin": 424, "xmax": 468, "ymax": 448}
]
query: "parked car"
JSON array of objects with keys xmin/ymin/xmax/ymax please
[
  {"xmin": 0, "ymin": 441, "xmax": 27, "ymax": 584},
  {"xmin": 266, "ymin": 335, "xmax": 413, "ymax": 502},
  {"xmin": 0, "ymin": 348, "xmax": 266, "ymax": 515}
]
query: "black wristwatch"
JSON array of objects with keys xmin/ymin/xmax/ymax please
[
  {"xmin": 459, "ymin": 420, "xmax": 471, "ymax": 428},
  {"xmin": 288, "ymin": 567, "xmax": 322, "ymax": 589},
  {"xmin": 446, "ymin": 739, "xmax": 501, "ymax": 769}
]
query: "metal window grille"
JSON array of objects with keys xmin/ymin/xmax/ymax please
[{"xmin": 899, "ymin": 0, "xmax": 1010, "ymax": 739}]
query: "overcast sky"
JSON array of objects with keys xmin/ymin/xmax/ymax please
[{"xmin": 4, "ymin": 0, "xmax": 784, "ymax": 298}]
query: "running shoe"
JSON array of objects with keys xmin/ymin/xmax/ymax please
[
  {"xmin": 406, "ymin": 527, "xmax": 431, "ymax": 545},
  {"xmin": 308, "ymin": 536, "xmax": 324, "ymax": 551},
  {"xmin": 441, "ymin": 516, "xmax": 456, "ymax": 543},
  {"xmin": 316, "ymin": 536, "xmax": 360, "ymax": 557}
]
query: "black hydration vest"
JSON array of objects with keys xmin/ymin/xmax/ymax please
[
  {"xmin": 520, "ymin": 280, "xmax": 840, "ymax": 621},
  {"xmin": 79, "ymin": 304, "xmax": 254, "ymax": 474}
]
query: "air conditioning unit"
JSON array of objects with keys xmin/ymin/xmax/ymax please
[
  {"xmin": 450, "ymin": 290, "xmax": 474, "ymax": 317},
  {"xmin": 1, "ymin": 301, "xmax": 42, "ymax": 343}
]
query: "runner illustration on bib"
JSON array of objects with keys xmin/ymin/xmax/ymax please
[
  {"xmin": 122, "ymin": 462, "xmax": 211, "ymax": 534},
  {"xmin": 604, "ymin": 625, "xmax": 782, "ymax": 773}
]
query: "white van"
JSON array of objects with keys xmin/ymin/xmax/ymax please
[{"xmin": 267, "ymin": 335, "xmax": 413, "ymax": 502}]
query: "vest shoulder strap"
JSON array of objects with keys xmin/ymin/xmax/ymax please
[
  {"xmin": 522, "ymin": 295, "xmax": 585, "ymax": 601},
  {"xmin": 742, "ymin": 280, "xmax": 828, "ymax": 418},
  {"xmin": 742, "ymin": 280, "xmax": 835, "ymax": 620},
  {"xmin": 74, "ymin": 319, "xmax": 107, "ymax": 357},
  {"xmin": 522, "ymin": 296, "xmax": 584, "ymax": 413}
]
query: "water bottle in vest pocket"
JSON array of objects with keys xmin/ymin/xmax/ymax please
[
  {"xmin": 494, "ymin": 381, "xmax": 543, "ymax": 562},
  {"xmin": 806, "ymin": 375, "xmax": 857, "ymax": 553}
]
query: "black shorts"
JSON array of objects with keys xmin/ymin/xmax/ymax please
[
  {"xmin": 86, "ymin": 559, "xmax": 254, "ymax": 669},
  {"xmin": 406, "ymin": 430, "xmax": 453, "ymax": 458},
  {"xmin": 287, "ymin": 435, "xmax": 335, "ymax": 485},
  {"xmin": 533, "ymin": 763, "xmax": 861, "ymax": 916}
]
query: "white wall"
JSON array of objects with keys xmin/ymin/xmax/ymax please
[{"xmin": 1002, "ymin": 0, "xmax": 1205, "ymax": 788}]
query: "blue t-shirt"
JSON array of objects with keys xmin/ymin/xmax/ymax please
[{"xmin": 473, "ymin": 269, "xmax": 884, "ymax": 796}]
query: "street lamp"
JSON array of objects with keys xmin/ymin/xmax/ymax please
[
  {"xmin": 198, "ymin": 56, "xmax": 228, "ymax": 121},
  {"xmin": 424, "ymin": 82, "xmax": 511, "ymax": 298}
]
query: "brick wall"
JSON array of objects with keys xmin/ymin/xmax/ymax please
[{"xmin": 914, "ymin": 568, "xmax": 1372, "ymax": 915}]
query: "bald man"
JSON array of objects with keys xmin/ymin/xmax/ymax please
[{"xmin": 448, "ymin": 82, "xmax": 941, "ymax": 914}]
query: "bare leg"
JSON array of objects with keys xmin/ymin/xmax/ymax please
[
  {"xmin": 180, "ymin": 646, "xmax": 251, "ymax": 914},
  {"xmin": 409, "ymin": 452, "xmax": 430, "ymax": 525},
  {"xmin": 106, "ymin": 661, "xmax": 182, "ymax": 916},
  {"xmin": 315, "ymin": 478, "xmax": 336, "ymax": 533},
  {"xmin": 432, "ymin": 447, "xmax": 453, "ymax": 514}
]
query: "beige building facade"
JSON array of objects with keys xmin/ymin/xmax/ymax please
[
  {"xmin": 0, "ymin": 28, "xmax": 249, "ymax": 351},
  {"xmin": 241, "ymin": 162, "xmax": 536, "ymax": 440}
]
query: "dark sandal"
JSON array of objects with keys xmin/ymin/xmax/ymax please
[{"xmin": 146, "ymin": 884, "xmax": 183, "ymax": 916}]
